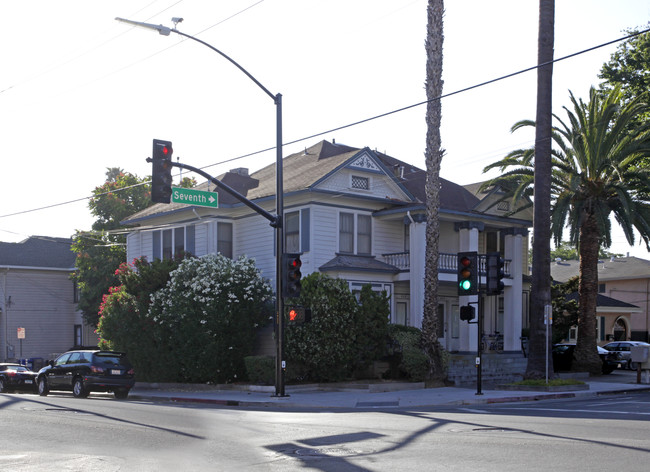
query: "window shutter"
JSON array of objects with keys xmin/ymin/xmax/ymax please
[{"xmin": 301, "ymin": 208, "xmax": 310, "ymax": 252}]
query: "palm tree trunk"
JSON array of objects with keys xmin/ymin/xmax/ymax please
[
  {"xmin": 422, "ymin": 0, "xmax": 445, "ymax": 382},
  {"xmin": 573, "ymin": 213, "xmax": 604, "ymax": 373},
  {"xmin": 525, "ymin": 0, "xmax": 555, "ymax": 379}
]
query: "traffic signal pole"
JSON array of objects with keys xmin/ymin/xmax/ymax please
[{"xmin": 120, "ymin": 16, "xmax": 289, "ymax": 397}]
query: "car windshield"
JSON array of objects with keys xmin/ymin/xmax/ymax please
[{"xmin": 7, "ymin": 366, "xmax": 28, "ymax": 372}]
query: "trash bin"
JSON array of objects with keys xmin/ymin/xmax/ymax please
[{"xmin": 29, "ymin": 358, "xmax": 45, "ymax": 371}]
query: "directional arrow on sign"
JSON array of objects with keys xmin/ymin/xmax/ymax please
[{"xmin": 171, "ymin": 187, "xmax": 219, "ymax": 208}]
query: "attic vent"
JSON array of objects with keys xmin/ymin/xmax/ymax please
[
  {"xmin": 496, "ymin": 201, "xmax": 510, "ymax": 212},
  {"xmin": 351, "ymin": 175, "xmax": 370, "ymax": 190}
]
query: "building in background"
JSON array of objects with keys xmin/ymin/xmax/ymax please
[
  {"xmin": 552, "ymin": 256, "xmax": 650, "ymax": 343},
  {"xmin": 0, "ymin": 236, "xmax": 93, "ymax": 365}
]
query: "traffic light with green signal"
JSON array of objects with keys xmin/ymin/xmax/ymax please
[{"xmin": 457, "ymin": 252, "xmax": 478, "ymax": 296}]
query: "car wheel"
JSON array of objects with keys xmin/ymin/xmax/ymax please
[
  {"xmin": 114, "ymin": 388, "xmax": 129, "ymax": 400},
  {"xmin": 72, "ymin": 377, "xmax": 89, "ymax": 398},
  {"xmin": 38, "ymin": 377, "xmax": 49, "ymax": 396}
]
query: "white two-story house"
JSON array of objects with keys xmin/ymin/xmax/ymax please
[{"xmin": 123, "ymin": 140, "xmax": 533, "ymax": 357}]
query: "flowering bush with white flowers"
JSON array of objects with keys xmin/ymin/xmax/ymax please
[{"xmin": 148, "ymin": 254, "xmax": 273, "ymax": 383}]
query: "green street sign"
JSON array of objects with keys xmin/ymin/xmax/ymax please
[{"xmin": 171, "ymin": 187, "xmax": 219, "ymax": 208}]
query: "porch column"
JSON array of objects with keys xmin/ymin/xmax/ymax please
[
  {"xmin": 408, "ymin": 214, "xmax": 426, "ymax": 328},
  {"xmin": 503, "ymin": 228, "xmax": 527, "ymax": 351},
  {"xmin": 455, "ymin": 222, "xmax": 483, "ymax": 352}
]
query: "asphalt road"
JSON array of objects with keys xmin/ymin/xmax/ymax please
[{"xmin": 1, "ymin": 387, "xmax": 648, "ymax": 471}]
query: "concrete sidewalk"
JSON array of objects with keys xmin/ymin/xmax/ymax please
[{"xmin": 129, "ymin": 378, "xmax": 650, "ymax": 409}]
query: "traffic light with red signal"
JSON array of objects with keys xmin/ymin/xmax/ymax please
[
  {"xmin": 151, "ymin": 139, "xmax": 173, "ymax": 203},
  {"xmin": 282, "ymin": 253, "xmax": 302, "ymax": 298},
  {"xmin": 457, "ymin": 252, "xmax": 478, "ymax": 296}
]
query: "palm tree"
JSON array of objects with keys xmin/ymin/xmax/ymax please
[
  {"xmin": 483, "ymin": 85, "xmax": 650, "ymax": 374},
  {"xmin": 422, "ymin": 0, "xmax": 446, "ymax": 382},
  {"xmin": 528, "ymin": 0, "xmax": 555, "ymax": 380}
]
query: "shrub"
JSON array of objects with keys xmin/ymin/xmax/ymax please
[
  {"xmin": 386, "ymin": 324, "xmax": 429, "ymax": 381},
  {"xmin": 284, "ymin": 273, "xmax": 390, "ymax": 382},
  {"xmin": 244, "ymin": 356, "xmax": 275, "ymax": 385},
  {"xmin": 97, "ymin": 256, "xmax": 185, "ymax": 381},
  {"xmin": 148, "ymin": 254, "xmax": 272, "ymax": 383}
]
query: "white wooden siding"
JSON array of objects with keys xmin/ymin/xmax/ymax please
[
  {"xmin": 126, "ymin": 232, "xmax": 141, "ymax": 264},
  {"xmin": 236, "ymin": 214, "xmax": 276, "ymax": 285},
  {"xmin": 194, "ymin": 222, "xmax": 209, "ymax": 256},
  {"xmin": 373, "ymin": 219, "xmax": 404, "ymax": 257},
  {"xmin": 317, "ymin": 169, "xmax": 407, "ymax": 201},
  {"xmin": 311, "ymin": 206, "xmax": 339, "ymax": 271}
]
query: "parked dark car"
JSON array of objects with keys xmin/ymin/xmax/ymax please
[
  {"xmin": 0, "ymin": 363, "xmax": 38, "ymax": 393},
  {"xmin": 37, "ymin": 350, "xmax": 135, "ymax": 399},
  {"xmin": 602, "ymin": 341, "xmax": 650, "ymax": 370},
  {"xmin": 552, "ymin": 343, "xmax": 618, "ymax": 374}
]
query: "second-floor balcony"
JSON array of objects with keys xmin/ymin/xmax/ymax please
[{"xmin": 381, "ymin": 251, "xmax": 512, "ymax": 276}]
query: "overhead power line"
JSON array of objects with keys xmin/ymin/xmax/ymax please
[{"xmin": 0, "ymin": 28, "xmax": 647, "ymax": 223}]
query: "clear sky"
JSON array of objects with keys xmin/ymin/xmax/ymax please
[{"xmin": 1, "ymin": 0, "xmax": 648, "ymax": 258}]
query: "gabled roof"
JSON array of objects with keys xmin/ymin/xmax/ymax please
[
  {"xmin": 0, "ymin": 236, "xmax": 76, "ymax": 269},
  {"xmin": 551, "ymin": 256, "xmax": 650, "ymax": 283},
  {"xmin": 121, "ymin": 140, "xmax": 502, "ymax": 224},
  {"xmin": 565, "ymin": 292, "xmax": 641, "ymax": 311}
]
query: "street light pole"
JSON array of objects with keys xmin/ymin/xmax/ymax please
[{"xmin": 116, "ymin": 17, "xmax": 287, "ymax": 396}]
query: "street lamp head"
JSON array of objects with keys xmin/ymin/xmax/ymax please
[
  {"xmin": 172, "ymin": 17, "xmax": 184, "ymax": 28},
  {"xmin": 115, "ymin": 17, "xmax": 171, "ymax": 36}
]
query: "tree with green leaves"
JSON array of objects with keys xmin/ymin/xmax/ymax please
[
  {"xmin": 72, "ymin": 168, "xmax": 153, "ymax": 327},
  {"xmin": 599, "ymin": 26, "xmax": 650, "ymax": 106},
  {"xmin": 483, "ymin": 85, "xmax": 650, "ymax": 374},
  {"xmin": 73, "ymin": 168, "xmax": 196, "ymax": 328}
]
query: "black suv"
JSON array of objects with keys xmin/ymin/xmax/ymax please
[{"xmin": 37, "ymin": 350, "xmax": 135, "ymax": 399}]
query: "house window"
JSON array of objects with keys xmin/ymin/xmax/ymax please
[
  {"xmin": 153, "ymin": 224, "xmax": 196, "ymax": 260},
  {"xmin": 174, "ymin": 227, "xmax": 184, "ymax": 255},
  {"xmin": 162, "ymin": 229, "xmax": 173, "ymax": 260},
  {"xmin": 452, "ymin": 305, "xmax": 460, "ymax": 338},
  {"xmin": 285, "ymin": 211, "xmax": 300, "ymax": 253},
  {"xmin": 357, "ymin": 215, "xmax": 372, "ymax": 255},
  {"xmin": 396, "ymin": 302, "xmax": 408, "ymax": 326},
  {"xmin": 339, "ymin": 212, "xmax": 372, "ymax": 255},
  {"xmin": 598, "ymin": 283, "xmax": 606, "ymax": 293},
  {"xmin": 351, "ymin": 175, "xmax": 369, "ymax": 190},
  {"xmin": 73, "ymin": 325, "xmax": 82, "ymax": 347},
  {"xmin": 339, "ymin": 213, "xmax": 354, "ymax": 253},
  {"xmin": 73, "ymin": 281, "xmax": 80, "ymax": 303},
  {"xmin": 217, "ymin": 222, "xmax": 233, "ymax": 259},
  {"xmin": 497, "ymin": 201, "xmax": 510, "ymax": 211}
]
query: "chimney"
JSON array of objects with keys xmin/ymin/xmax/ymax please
[{"xmin": 230, "ymin": 168, "xmax": 249, "ymax": 176}]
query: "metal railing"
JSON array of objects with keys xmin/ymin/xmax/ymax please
[{"xmin": 381, "ymin": 251, "xmax": 512, "ymax": 276}]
